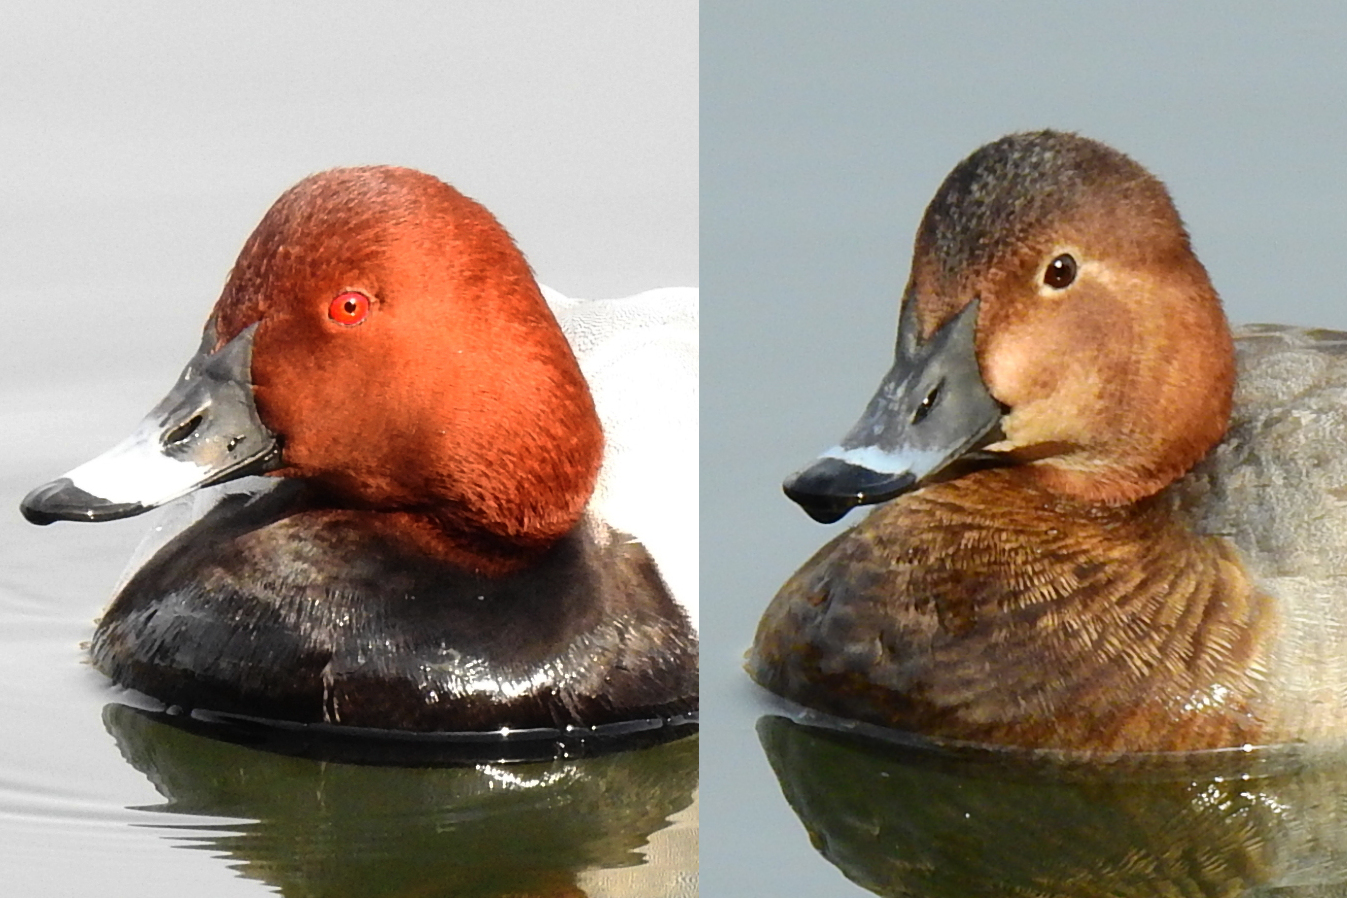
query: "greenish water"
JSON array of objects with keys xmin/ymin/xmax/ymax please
[{"xmin": 758, "ymin": 713, "xmax": 1347, "ymax": 896}]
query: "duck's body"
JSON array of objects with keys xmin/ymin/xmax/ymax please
[
  {"xmin": 95, "ymin": 481, "xmax": 696, "ymax": 730},
  {"xmin": 23, "ymin": 166, "xmax": 697, "ymax": 732},
  {"xmin": 543, "ymin": 286, "xmax": 700, "ymax": 629},
  {"xmin": 752, "ymin": 132, "xmax": 1347, "ymax": 752}
]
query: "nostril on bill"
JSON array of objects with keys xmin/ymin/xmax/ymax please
[
  {"xmin": 163, "ymin": 414, "xmax": 203, "ymax": 447},
  {"xmin": 911, "ymin": 383, "xmax": 942, "ymax": 425}
]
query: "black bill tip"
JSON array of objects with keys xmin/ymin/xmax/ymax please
[
  {"xmin": 782, "ymin": 458, "xmax": 917, "ymax": 524},
  {"xmin": 20, "ymin": 478, "xmax": 147, "ymax": 525}
]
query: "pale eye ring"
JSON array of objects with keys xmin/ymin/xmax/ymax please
[{"xmin": 1043, "ymin": 254, "xmax": 1077, "ymax": 290}]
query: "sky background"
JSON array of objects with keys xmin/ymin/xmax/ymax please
[{"xmin": 6, "ymin": 1, "xmax": 698, "ymax": 391}]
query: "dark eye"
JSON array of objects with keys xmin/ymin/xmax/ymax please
[
  {"xmin": 1043, "ymin": 254, "xmax": 1077, "ymax": 290},
  {"xmin": 328, "ymin": 291, "xmax": 371, "ymax": 326}
]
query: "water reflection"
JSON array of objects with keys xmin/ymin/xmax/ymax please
[
  {"xmin": 104, "ymin": 704, "xmax": 697, "ymax": 898},
  {"xmin": 758, "ymin": 715, "xmax": 1347, "ymax": 897}
]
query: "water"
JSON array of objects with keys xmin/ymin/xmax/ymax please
[
  {"xmin": 756, "ymin": 716, "xmax": 1347, "ymax": 896},
  {"xmin": 1, "ymin": 378, "xmax": 696, "ymax": 896}
]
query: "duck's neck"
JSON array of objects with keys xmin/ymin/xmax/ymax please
[
  {"xmin": 869, "ymin": 468, "xmax": 1275, "ymax": 750},
  {"xmin": 387, "ymin": 507, "xmax": 580, "ymax": 577},
  {"xmin": 298, "ymin": 481, "xmax": 595, "ymax": 578}
]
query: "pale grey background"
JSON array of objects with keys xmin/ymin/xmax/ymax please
[
  {"xmin": 6, "ymin": 1, "xmax": 697, "ymax": 389},
  {"xmin": 702, "ymin": 3, "xmax": 1347, "ymax": 895},
  {"xmin": 2, "ymin": 3, "xmax": 695, "ymax": 895}
]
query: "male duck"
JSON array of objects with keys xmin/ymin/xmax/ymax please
[
  {"xmin": 22, "ymin": 166, "xmax": 698, "ymax": 732},
  {"xmin": 751, "ymin": 131, "xmax": 1347, "ymax": 753}
]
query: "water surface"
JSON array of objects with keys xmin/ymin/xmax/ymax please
[{"xmin": 2, "ymin": 379, "xmax": 696, "ymax": 897}]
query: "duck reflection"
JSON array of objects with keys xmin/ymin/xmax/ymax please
[
  {"xmin": 103, "ymin": 703, "xmax": 697, "ymax": 898},
  {"xmin": 758, "ymin": 715, "xmax": 1347, "ymax": 897}
]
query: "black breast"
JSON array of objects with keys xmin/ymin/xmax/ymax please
[{"xmin": 91, "ymin": 481, "xmax": 698, "ymax": 732}]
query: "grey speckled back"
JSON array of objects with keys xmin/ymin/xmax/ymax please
[{"xmin": 1176, "ymin": 324, "xmax": 1347, "ymax": 736}]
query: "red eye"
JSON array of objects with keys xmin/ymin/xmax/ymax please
[{"xmin": 328, "ymin": 291, "xmax": 371, "ymax": 326}]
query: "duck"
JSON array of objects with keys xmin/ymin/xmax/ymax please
[
  {"xmin": 20, "ymin": 165, "xmax": 698, "ymax": 733},
  {"xmin": 750, "ymin": 130, "xmax": 1347, "ymax": 754}
]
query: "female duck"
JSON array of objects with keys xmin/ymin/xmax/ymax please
[
  {"xmin": 752, "ymin": 130, "xmax": 1347, "ymax": 753},
  {"xmin": 22, "ymin": 166, "xmax": 697, "ymax": 732}
]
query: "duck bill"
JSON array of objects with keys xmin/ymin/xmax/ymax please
[
  {"xmin": 783, "ymin": 299, "xmax": 1004, "ymax": 523},
  {"xmin": 20, "ymin": 321, "xmax": 282, "ymax": 525}
]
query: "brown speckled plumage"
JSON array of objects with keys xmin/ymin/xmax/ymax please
[
  {"xmin": 753, "ymin": 469, "xmax": 1275, "ymax": 752},
  {"xmin": 920, "ymin": 131, "xmax": 1155, "ymax": 285}
]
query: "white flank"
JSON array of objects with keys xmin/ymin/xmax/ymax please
[{"xmin": 544, "ymin": 286, "xmax": 699, "ymax": 633}]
